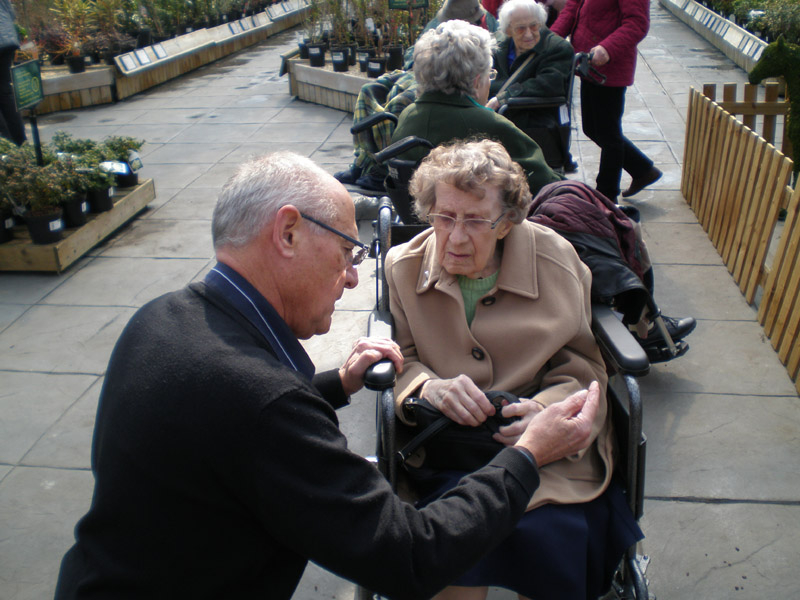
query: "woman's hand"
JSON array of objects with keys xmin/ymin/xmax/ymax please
[
  {"xmin": 590, "ymin": 45, "xmax": 610, "ymax": 66},
  {"xmin": 420, "ymin": 375, "xmax": 495, "ymax": 426},
  {"xmin": 492, "ymin": 399, "xmax": 546, "ymax": 446},
  {"xmin": 486, "ymin": 96, "xmax": 500, "ymax": 111}
]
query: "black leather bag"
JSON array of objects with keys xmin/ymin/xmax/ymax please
[{"xmin": 398, "ymin": 391, "xmax": 520, "ymax": 471}]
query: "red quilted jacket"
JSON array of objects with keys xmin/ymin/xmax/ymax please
[{"xmin": 550, "ymin": 0, "xmax": 650, "ymax": 87}]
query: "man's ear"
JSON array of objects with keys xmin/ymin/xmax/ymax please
[{"xmin": 271, "ymin": 205, "xmax": 303, "ymax": 258}]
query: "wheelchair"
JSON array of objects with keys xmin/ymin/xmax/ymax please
[
  {"xmin": 496, "ymin": 52, "xmax": 607, "ymax": 174},
  {"xmin": 357, "ymin": 198, "xmax": 653, "ymax": 600}
]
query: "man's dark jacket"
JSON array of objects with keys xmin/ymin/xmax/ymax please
[{"xmin": 54, "ymin": 280, "xmax": 540, "ymax": 599}]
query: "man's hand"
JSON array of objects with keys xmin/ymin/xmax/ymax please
[
  {"xmin": 514, "ymin": 381, "xmax": 601, "ymax": 467},
  {"xmin": 339, "ymin": 337, "xmax": 403, "ymax": 396},
  {"xmin": 590, "ymin": 45, "xmax": 610, "ymax": 67},
  {"xmin": 420, "ymin": 375, "xmax": 495, "ymax": 426}
]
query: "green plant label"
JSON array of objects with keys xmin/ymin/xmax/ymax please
[
  {"xmin": 11, "ymin": 60, "xmax": 44, "ymax": 111},
  {"xmin": 388, "ymin": 0, "xmax": 428, "ymax": 8}
]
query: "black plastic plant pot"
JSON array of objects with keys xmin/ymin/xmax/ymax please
[
  {"xmin": 347, "ymin": 43, "xmax": 358, "ymax": 66},
  {"xmin": 25, "ymin": 210, "xmax": 65, "ymax": 245},
  {"xmin": 386, "ymin": 45, "xmax": 404, "ymax": 71},
  {"xmin": 367, "ymin": 56, "xmax": 387, "ymax": 79},
  {"xmin": 62, "ymin": 194, "xmax": 90, "ymax": 228},
  {"xmin": 66, "ymin": 55, "xmax": 86, "ymax": 74},
  {"xmin": 307, "ymin": 43, "xmax": 326, "ymax": 67},
  {"xmin": 115, "ymin": 171, "xmax": 139, "ymax": 188},
  {"xmin": 88, "ymin": 186, "xmax": 114, "ymax": 212},
  {"xmin": 0, "ymin": 210, "xmax": 14, "ymax": 243},
  {"xmin": 298, "ymin": 38, "xmax": 310, "ymax": 59},
  {"xmin": 357, "ymin": 47, "xmax": 376, "ymax": 73},
  {"xmin": 331, "ymin": 47, "xmax": 349, "ymax": 72}
]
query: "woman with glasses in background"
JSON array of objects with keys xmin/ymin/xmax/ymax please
[{"xmin": 385, "ymin": 139, "xmax": 642, "ymax": 600}]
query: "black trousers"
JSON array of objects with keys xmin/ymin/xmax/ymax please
[
  {"xmin": 580, "ymin": 79, "xmax": 652, "ymax": 201},
  {"xmin": 0, "ymin": 48, "xmax": 26, "ymax": 146}
]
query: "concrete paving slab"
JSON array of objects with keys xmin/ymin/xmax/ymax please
[
  {"xmin": 643, "ymin": 390, "xmax": 800, "ymax": 500},
  {"xmin": 98, "ymin": 219, "xmax": 214, "ymax": 258},
  {"xmin": 641, "ymin": 319, "xmax": 797, "ymax": 396},
  {"xmin": 251, "ymin": 121, "xmax": 350, "ymax": 143},
  {"xmin": 0, "ymin": 303, "xmax": 26, "ymax": 333},
  {"xmin": 641, "ymin": 500, "xmax": 800, "ymax": 598},
  {"xmin": 0, "ymin": 371, "xmax": 95, "ymax": 464},
  {"xmin": 0, "ymin": 305, "xmax": 136, "ymax": 374},
  {"xmin": 187, "ymin": 162, "xmax": 242, "ymax": 188},
  {"xmin": 220, "ymin": 141, "xmax": 323, "ymax": 161},
  {"xmin": 128, "ymin": 107, "xmax": 214, "ymax": 125},
  {"xmin": 137, "ymin": 162, "xmax": 211, "ymax": 188},
  {"xmin": 228, "ymin": 93, "xmax": 296, "ymax": 108},
  {"xmin": 111, "ymin": 123, "xmax": 193, "ymax": 144},
  {"xmin": 143, "ymin": 142, "xmax": 239, "ymax": 164},
  {"xmin": 167, "ymin": 122, "xmax": 264, "ymax": 143},
  {"xmin": 624, "ymin": 190, "xmax": 699, "ymax": 223},
  {"xmin": 642, "ymin": 221, "xmax": 727, "ymax": 265},
  {"xmin": 41, "ymin": 257, "xmax": 209, "ymax": 307},
  {"xmin": 653, "ymin": 263, "xmax": 757, "ymax": 321},
  {"xmin": 22, "ymin": 378, "xmax": 102, "ymax": 469},
  {"xmin": 159, "ymin": 94, "xmax": 237, "ymax": 109},
  {"xmin": 148, "ymin": 187, "xmax": 220, "ymax": 220},
  {"xmin": 0, "ymin": 467, "xmax": 94, "ymax": 600}
]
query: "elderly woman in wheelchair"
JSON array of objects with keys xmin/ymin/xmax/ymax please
[{"xmin": 384, "ymin": 139, "xmax": 643, "ymax": 600}]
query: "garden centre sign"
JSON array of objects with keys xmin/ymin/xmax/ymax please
[{"xmin": 11, "ymin": 60, "xmax": 44, "ymax": 111}]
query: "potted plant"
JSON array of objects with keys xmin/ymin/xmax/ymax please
[
  {"xmin": 51, "ymin": 0, "xmax": 95, "ymax": 73},
  {"xmin": 78, "ymin": 150, "xmax": 117, "ymax": 212},
  {"xmin": 99, "ymin": 135, "xmax": 145, "ymax": 187},
  {"xmin": 354, "ymin": 0, "xmax": 376, "ymax": 72},
  {"xmin": 0, "ymin": 194, "xmax": 14, "ymax": 244},
  {"xmin": 303, "ymin": 0, "xmax": 326, "ymax": 67},
  {"xmin": 53, "ymin": 158, "xmax": 92, "ymax": 228},
  {"xmin": 327, "ymin": 0, "xmax": 352, "ymax": 72}
]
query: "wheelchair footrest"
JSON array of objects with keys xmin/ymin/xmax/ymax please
[{"xmin": 644, "ymin": 340, "xmax": 689, "ymax": 364}]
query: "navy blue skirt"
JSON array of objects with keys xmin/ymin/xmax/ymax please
[{"xmin": 412, "ymin": 470, "xmax": 643, "ymax": 599}]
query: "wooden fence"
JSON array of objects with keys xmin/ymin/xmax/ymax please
[{"xmin": 682, "ymin": 82, "xmax": 800, "ymax": 392}]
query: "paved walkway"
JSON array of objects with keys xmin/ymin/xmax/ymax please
[{"xmin": 1, "ymin": 4, "xmax": 798, "ymax": 599}]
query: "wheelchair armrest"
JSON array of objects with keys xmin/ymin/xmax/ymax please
[
  {"xmin": 350, "ymin": 112, "xmax": 399, "ymax": 135},
  {"xmin": 375, "ymin": 136, "xmax": 434, "ymax": 165},
  {"xmin": 498, "ymin": 96, "xmax": 567, "ymax": 115},
  {"xmin": 591, "ymin": 304, "xmax": 650, "ymax": 377},
  {"xmin": 364, "ymin": 309, "xmax": 396, "ymax": 391}
]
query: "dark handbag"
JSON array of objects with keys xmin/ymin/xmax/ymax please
[{"xmin": 397, "ymin": 391, "xmax": 520, "ymax": 471}]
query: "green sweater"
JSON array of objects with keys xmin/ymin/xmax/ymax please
[{"xmin": 392, "ymin": 90, "xmax": 562, "ymax": 196}]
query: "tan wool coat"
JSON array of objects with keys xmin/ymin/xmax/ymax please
[{"xmin": 385, "ymin": 221, "xmax": 613, "ymax": 510}]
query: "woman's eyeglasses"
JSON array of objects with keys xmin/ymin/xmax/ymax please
[
  {"xmin": 488, "ymin": 68, "xmax": 497, "ymax": 81},
  {"xmin": 426, "ymin": 212, "xmax": 508, "ymax": 235},
  {"xmin": 300, "ymin": 212, "xmax": 369, "ymax": 266}
]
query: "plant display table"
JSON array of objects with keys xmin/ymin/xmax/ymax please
[{"xmin": 0, "ymin": 179, "xmax": 155, "ymax": 273}]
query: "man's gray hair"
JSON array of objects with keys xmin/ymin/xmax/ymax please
[
  {"xmin": 412, "ymin": 20, "xmax": 496, "ymax": 97},
  {"xmin": 498, "ymin": 0, "xmax": 548, "ymax": 35},
  {"xmin": 212, "ymin": 152, "xmax": 337, "ymax": 249}
]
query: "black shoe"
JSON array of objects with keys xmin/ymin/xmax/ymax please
[
  {"xmin": 637, "ymin": 315, "xmax": 696, "ymax": 347},
  {"xmin": 355, "ymin": 172, "xmax": 386, "ymax": 192},
  {"xmin": 621, "ymin": 166, "xmax": 662, "ymax": 198},
  {"xmin": 564, "ymin": 158, "xmax": 579, "ymax": 173},
  {"xmin": 334, "ymin": 165, "xmax": 362, "ymax": 185}
]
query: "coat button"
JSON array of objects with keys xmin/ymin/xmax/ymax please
[
  {"xmin": 481, "ymin": 297, "xmax": 496, "ymax": 306},
  {"xmin": 472, "ymin": 347, "xmax": 485, "ymax": 360}
]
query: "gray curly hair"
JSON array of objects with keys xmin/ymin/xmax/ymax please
[
  {"xmin": 409, "ymin": 139, "xmax": 533, "ymax": 224},
  {"xmin": 412, "ymin": 20, "xmax": 497, "ymax": 97}
]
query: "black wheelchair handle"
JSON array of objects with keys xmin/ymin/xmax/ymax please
[
  {"xmin": 363, "ymin": 358, "xmax": 396, "ymax": 391},
  {"xmin": 350, "ymin": 112, "xmax": 399, "ymax": 135},
  {"xmin": 498, "ymin": 96, "xmax": 567, "ymax": 116},
  {"xmin": 375, "ymin": 136, "xmax": 435, "ymax": 165}
]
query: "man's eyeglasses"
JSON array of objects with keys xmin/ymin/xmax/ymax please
[
  {"xmin": 300, "ymin": 212, "xmax": 369, "ymax": 266},
  {"xmin": 426, "ymin": 211, "xmax": 508, "ymax": 235}
]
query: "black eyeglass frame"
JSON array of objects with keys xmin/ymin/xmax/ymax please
[{"xmin": 300, "ymin": 212, "xmax": 369, "ymax": 266}]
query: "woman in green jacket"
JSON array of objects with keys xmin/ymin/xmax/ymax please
[{"xmin": 391, "ymin": 19, "xmax": 561, "ymax": 216}]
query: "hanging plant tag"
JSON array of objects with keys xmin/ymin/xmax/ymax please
[
  {"xmin": 100, "ymin": 161, "xmax": 130, "ymax": 175},
  {"xmin": 128, "ymin": 151, "xmax": 143, "ymax": 172}
]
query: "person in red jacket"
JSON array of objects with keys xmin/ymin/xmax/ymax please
[{"xmin": 550, "ymin": 0, "xmax": 662, "ymax": 202}]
